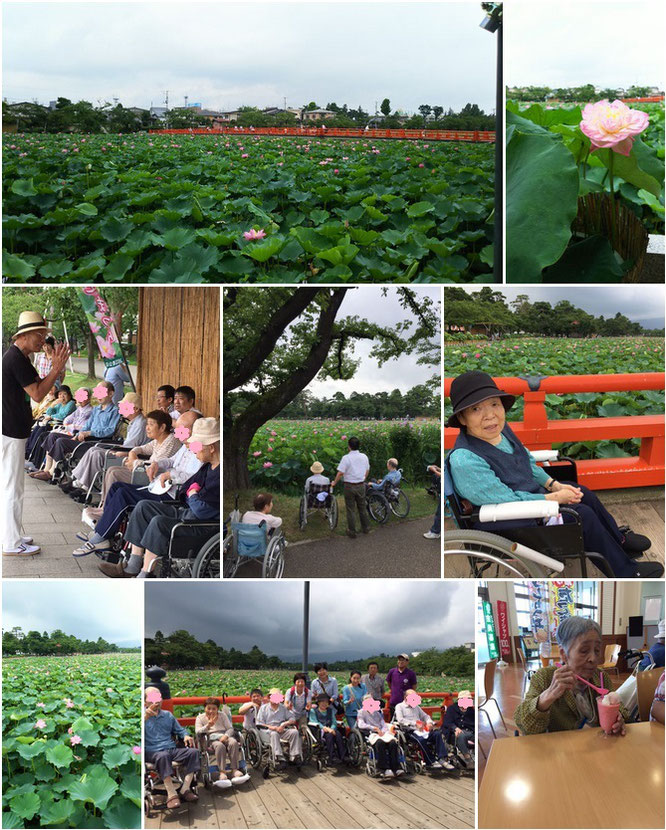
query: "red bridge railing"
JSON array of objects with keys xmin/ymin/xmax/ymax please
[
  {"xmin": 150, "ymin": 127, "xmax": 495, "ymax": 142},
  {"xmin": 161, "ymin": 691, "xmax": 468, "ymax": 727},
  {"xmin": 444, "ymin": 373, "xmax": 665, "ymax": 490}
]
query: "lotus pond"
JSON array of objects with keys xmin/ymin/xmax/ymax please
[
  {"xmin": 3, "ymin": 134, "xmax": 494, "ymax": 283},
  {"xmin": 2, "ymin": 654, "xmax": 141, "ymax": 829}
]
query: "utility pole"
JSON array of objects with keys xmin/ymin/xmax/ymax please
[
  {"xmin": 283, "ymin": 96, "xmax": 287, "ymax": 110},
  {"xmin": 184, "ymin": 95, "xmax": 188, "ymax": 108},
  {"xmin": 302, "ymin": 582, "xmax": 310, "ymax": 675}
]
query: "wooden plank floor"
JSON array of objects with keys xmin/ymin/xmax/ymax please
[
  {"xmin": 444, "ymin": 489, "xmax": 664, "ymax": 578},
  {"xmin": 145, "ymin": 765, "xmax": 475, "ymax": 829}
]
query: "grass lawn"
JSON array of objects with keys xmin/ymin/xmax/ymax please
[
  {"xmin": 223, "ymin": 486, "xmax": 437, "ymax": 542},
  {"xmin": 60, "ymin": 370, "xmax": 130, "ymax": 396}
]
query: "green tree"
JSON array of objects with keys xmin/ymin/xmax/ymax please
[
  {"xmin": 418, "ymin": 104, "xmax": 432, "ymax": 126},
  {"xmin": 380, "ymin": 98, "xmax": 391, "ymax": 117},
  {"xmin": 432, "ymin": 105, "xmax": 444, "ymax": 122}
]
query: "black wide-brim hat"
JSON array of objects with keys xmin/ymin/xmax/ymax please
[{"xmin": 446, "ymin": 371, "xmax": 515, "ymax": 428}]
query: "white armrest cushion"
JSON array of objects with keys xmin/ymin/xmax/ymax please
[
  {"xmin": 529, "ymin": 450, "xmax": 560, "ymax": 462},
  {"xmin": 478, "ymin": 501, "xmax": 560, "ymax": 523}
]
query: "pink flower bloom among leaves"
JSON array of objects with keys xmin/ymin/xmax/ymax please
[
  {"xmin": 253, "ymin": 451, "xmax": 262, "ymax": 457},
  {"xmin": 580, "ymin": 100, "xmax": 649, "ymax": 156},
  {"xmin": 70, "ymin": 734, "xmax": 82, "ymax": 746},
  {"xmin": 36, "ymin": 702, "xmax": 45, "ymax": 708},
  {"xmin": 132, "ymin": 745, "xmax": 141, "ymax": 754},
  {"xmin": 243, "ymin": 228, "xmax": 266, "ymax": 241},
  {"xmin": 35, "ymin": 719, "xmax": 47, "ymax": 729},
  {"xmin": 263, "ymin": 461, "xmax": 273, "ymax": 468}
]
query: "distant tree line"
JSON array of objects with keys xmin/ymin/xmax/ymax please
[
  {"xmin": 230, "ymin": 384, "xmax": 439, "ymax": 421},
  {"xmin": 445, "ymin": 287, "xmax": 664, "ymax": 338},
  {"xmin": 2, "ymin": 627, "xmax": 140, "ymax": 656},
  {"xmin": 507, "ymin": 84, "xmax": 657, "ymax": 103},
  {"xmin": 145, "ymin": 630, "xmax": 474, "ymax": 676}
]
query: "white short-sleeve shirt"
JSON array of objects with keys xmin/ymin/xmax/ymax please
[{"xmin": 337, "ymin": 450, "xmax": 369, "ymax": 484}]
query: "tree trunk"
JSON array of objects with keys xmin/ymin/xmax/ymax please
[{"xmin": 86, "ymin": 328, "xmax": 97, "ymax": 379}]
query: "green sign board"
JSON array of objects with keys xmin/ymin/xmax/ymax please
[{"xmin": 483, "ymin": 600, "xmax": 499, "ymax": 661}]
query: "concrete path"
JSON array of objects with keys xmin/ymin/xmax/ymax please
[
  {"xmin": 2, "ymin": 473, "xmax": 102, "ymax": 579},
  {"xmin": 68, "ymin": 357, "xmax": 137, "ymax": 384},
  {"xmin": 232, "ymin": 516, "xmax": 442, "ymax": 579}
]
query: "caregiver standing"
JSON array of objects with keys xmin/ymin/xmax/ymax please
[
  {"xmin": 447, "ymin": 371, "xmax": 663, "ymax": 579},
  {"xmin": 2, "ymin": 312, "xmax": 71, "ymax": 556}
]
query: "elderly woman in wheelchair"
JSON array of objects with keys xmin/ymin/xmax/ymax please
[
  {"xmin": 144, "ymin": 687, "xmax": 200, "ymax": 811},
  {"xmin": 253, "ymin": 689, "xmax": 303, "ymax": 775},
  {"xmin": 355, "ymin": 695, "xmax": 406, "ymax": 778},
  {"xmin": 194, "ymin": 697, "xmax": 250, "ymax": 790},
  {"xmin": 299, "ymin": 462, "xmax": 338, "ymax": 530},
  {"xmin": 446, "ymin": 371, "xmax": 662, "ymax": 579},
  {"xmin": 223, "ymin": 493, "xmax": 287, "ymax": 578}
]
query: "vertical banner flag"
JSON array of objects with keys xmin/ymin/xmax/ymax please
[
  {"xmin": 496, "ymin": 600, "xmax": 511, "ymax": 656},
  {"xmin": 528, "ymin": 581, "xmax": 549, "ymax": 636},
  {"xmin": 76, "ymin": 288, "xmax": 124, "ymax": 369},
  {"xmin": 549, "ymin": 581, "xmax": 575, "ymax": 639},
  {"xmin": 483, "ymin": 600, "xmax": 499, "ymax": 661}
]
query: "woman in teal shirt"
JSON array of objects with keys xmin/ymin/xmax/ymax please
[{"xmin": 342, "ymin": 670, "xmax": 367, "ymax": 727}]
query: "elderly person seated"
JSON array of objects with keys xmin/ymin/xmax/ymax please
[
  {"xmin": 72, "ymin": 408, "xmax": 181, "ymax": 512},
  {"xmin": 29, "ymin": 381, "xmax": 120, "ymax": 481},
  {"xmin": 650, "ymin": 672, "xmax": 664, "ymax": 724},
  {"xmin": 24, "ymin": 385, "xmax": 75, "ymax": 468},
  {"xmin": 441, "ymin": 690, "xmax": 474, "ymax": 769},
  {"xmin": 357, "ymin": 695, "xmax": 403, "ymax": 778},
  {"xmin": 394, "ymin": 691, "xmax": 455, "ymax": 771},
  {"xmin": 514, "ymin": 616, "xmax": 630, "ymax": 734},
  {"xmin": 194, "ymin": 697, "xmax": 249, "ymax": 789},
  {"xmin": 447, "ymin": 371, "xmax": 663, "ymax": 579},
  {"xmin": 97, "ymin": 417, "xmax": 219, "ymax": 577},
  {"xmin": 257, "ymin": 688, "xmax": 303, "ymax": 769},
  {"xmin": 144, "ymin": 687, "xmax": 199, "ymax": 809},
  {"xmin": 241, "ymin": 493, "xmax": 283, "ymax": 533}
]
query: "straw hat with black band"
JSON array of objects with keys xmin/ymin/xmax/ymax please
[
  {"xmin": 12, "ymin": 312, "xmax": 51, "ymax": 340},
  {"xmin": 446, "ymin": 371, "xmax": 515, "ymax": 429}
]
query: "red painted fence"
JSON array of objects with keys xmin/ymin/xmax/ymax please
[
  {"xmin": 161, "ymin": 691, "xmax": 469, "ymax": 727},
  {"xmin": 444, "ymin": 373, "xmax": 665, "ymax": 490},
  {"xmin": 150, "ymin": 127, "xmax": 495, "ymax": 142}
]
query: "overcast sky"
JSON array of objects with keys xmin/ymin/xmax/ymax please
[
  {"xmin": 3, "ymin": 1, "xmax": 496, "ymax": 114},
  {"xmin": 2, "ymin": 581, "xmax": 142, "ymax": 647},
  {"xmin": 285, "ymin": 286, "xmax": 440, "ymax": 397},
  {"xmin": 145, "ymin": 580, "xmax": 474, "ymax": 660},
  {"xmin": 448, "ymin": 286, "xmax": 666, "ymax": 329},
  {"xmin": 507, "ymin": 1, "xmax": 664, "ymax": 89}
]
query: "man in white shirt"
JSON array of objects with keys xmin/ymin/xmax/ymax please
[{"xmin": 332, "ymin": 437, "xmax": 370, "ymax": 538}]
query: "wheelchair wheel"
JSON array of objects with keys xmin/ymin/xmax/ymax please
[
  {"xmin": 262, "ymin": 537, "xmax": 285, "ymax": 579},
  {"xmin": 389, "ymin": 490, "xmax": 410, "ymax": 518},
  {"xmin": 366, "ymin": 492, "xmax": 389, "ymax": 524},
  {"xmin": 300, "ymin": 726, "xmax": 315, "ymax": 764},
  {"xmin": 328, "ymin": 496, "xmax": 339, "ymax": 530},
  {"xmin": 222, "ymin": 533, "xmax": 240, "ymax": 578},
  {"xmin": 347, "ymin": 729, "xmax": 363, "ymax": 767},
  {"xmin": 192, "ymin": 533, "xmax": 220, "ymax": 579},
  {"xmin": 244, "ymin": 730, "xmax": 263, "ymax": 769},
  {"xmin": 144, "ymin": 794, "xmax": 154, "ymax": 818},
  {"xmin": 444, "ymin": 531, "xmax": 548, "ymax": 578},
  {"xmin": 298, "ymin": 496, "xmax": 307, "ymax": 531}
]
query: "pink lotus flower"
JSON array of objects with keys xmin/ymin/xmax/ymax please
[
  {"xmin": 241, "ymin": 153, "xmax": 249, "ymax": 158},
  {"xmin": 263, "ymin": 461, "xmax": 273, "ymax": 468},
  {"xmin": 267, "ymin": 446, "xmax": 273, "ymax": 451},
  {"xmin": 36, "ymin": 702, "xmax": 45, "ymax": 708},
  {"xmin": 580, "ymin": 100, "xmax": 649, "ymax": 156},
  {"xmin": 64, "ymin": 698, "xmax": 74, "ymax": 708},
  {"xmin": 253, "ymin": 451, "xmax": 262, "ymax": 457},
  {"xmin": 418, "ymin": 163, "xmax": 425, "ymax": 168},
  {"xmin": 133, "ymin": 745, "xmax": 141, "ymax": 754},
  {"xmin": 70, "ymin": 734, "xmax": 82, "ymax": 745},
  {"xmin": 35, "ymin": 719, "xmax": 47, "ymax": 729},
  {"xmin": 475, "ymin": 353, "xmax": 481, "ymax": 358},
  {"xmin": 244, "ymin": 228, "xmax": 266, "ymax": 241},
  {"xmin": 106, "ymin": 687, "xmax": 113, "ymax": 694}
]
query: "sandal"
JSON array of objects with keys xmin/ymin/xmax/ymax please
[
  {"xmin": 181, "ymin": 790, "xmax": 198, "ymax": 802},
  {"xmin": 29, "ymin": 471, "xmax": 51, "ymax": 481},
  {"xmin": 166, "ymin": 795, "xmax": 181, "ymax": 809}
]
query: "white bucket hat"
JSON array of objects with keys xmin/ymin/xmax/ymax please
[
  {"xmin": 12, "ymin": 311, "xmax": 51, "ymax": 339},
  {"xmin": 187, "ymin": 417, "xmax": 220, "ymax": 446}
]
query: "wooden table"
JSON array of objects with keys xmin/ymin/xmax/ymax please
[{"xmin": 479, "ymin": 722, "xmax": 664, "ymax": 828}]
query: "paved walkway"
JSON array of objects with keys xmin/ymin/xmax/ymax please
[
  {"xmin": 2, "ymin": 473, "xmax": 102, "ymax": 578},
  {"xmin": 232, "ymin": 517, "xmax": 442, "ymax": 579}
]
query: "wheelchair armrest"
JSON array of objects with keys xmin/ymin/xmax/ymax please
[
  {"xmin": 529, "ymin": 450, "xmax": 560, "ymax": 462},
  {"xmin": 478, "ymin": 501, "xmax": 559, "ymax": 523}
]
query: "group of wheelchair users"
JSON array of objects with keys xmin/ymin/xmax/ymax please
[
  {"xmin": 24, "ymin": 376, "xmax": 220, "ymax": 578},
  {"xmin": 144, "ymin": 656, "xmax": 475, "ymax": 812}
]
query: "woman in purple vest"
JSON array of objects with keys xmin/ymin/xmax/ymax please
[{"xmin": 447, "ymin": 371, "xmax": 662, "ymax": 579}]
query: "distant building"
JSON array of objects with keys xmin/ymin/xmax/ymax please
[
  {"xmin": 150, "ymin": 106, "xmax": 168, "ymax": 121},
  {"xmin": 302, "ymin": 108, "xmax": 336, "ymax": 122}
]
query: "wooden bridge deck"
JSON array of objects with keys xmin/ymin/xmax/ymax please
[
  {"xmin": 444, "ymin": 488, "xmax": 664, "ymax": 578},
  {"xmin": 145, "ymin": 765, "xmax": 475, "ymax": 829}
]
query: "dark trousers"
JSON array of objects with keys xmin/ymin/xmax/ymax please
[
  {"xmin": 409, "ymin": 729, "xmax": 448, "ymax": 765},
  {"xmin": 361, "ymin": 732, "xmax": 400, "ymax": 771},
  {"xmin": 430, "ymin": 496, "xmax": 441, "ymax": 534},
  {"xmin": 474, "ymin": 483, "xmax": 637, "ymax": 578},
  {"xmin": 25, "ymin": 425, "xmax": 51, "ymax": 465},
  {"xmin": 344, "ymin": 482, "xmax": 369, "ymax": 534},
  {"xmin": 321, "ymin": 729, "xmax": 346, "ymax": 762},
  {"xmin": 453, "ymin": 728, "xmax": 474, "ymax": 755},
  {"xmin": 146, "ymin": 747, "xmax": 200, "ymax": 779},
  {"xmin": 95, "ymin": 481, "xmax": 170, "ymax": 539}
]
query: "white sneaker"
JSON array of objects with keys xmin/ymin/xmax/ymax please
[
  {"xmin": 431, "ymin": 761, "xmax": 442, "ymax": 769},
  {"xmin": 21, "ymin": 536, "xmax": 34, "ymax": 544},
  {"xmin": 3, "ymin": 543, "xmax": 41, "ymax": 557},
  {"xmin": 231, "ymin": 773, "xmax": 250, "ymax": 785},
  {"xmin": 395, "ymin": 768, "xmax": 405, "ymax": 777},
  {"xmin": 423, "ymin": 531, "xmax": 441, "ymax": 540},
  {"xmin": 383, "ymin": 769, "xmax": 395, "ymax": 778},
  {"xmin": 213, "ymin": 778, "xmax": 232, "ymax": 789}
]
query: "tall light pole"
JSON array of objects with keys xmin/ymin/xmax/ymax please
[
  {"xmin": 480, "ymin": 3, "xmax": 503, "ymax": 283},
  {"xmin": 302, "ymin": 581, "xmax": 310, "ymax": 675}
]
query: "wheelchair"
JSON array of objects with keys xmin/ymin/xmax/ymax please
[
  {"xmin": 223, "ymin": 521, "xmax": 286, "ymax": 579},
  {"xmin": 144, "ymin": 740, "xmax": 200, "ymax": 818},
  {"xmin": 392, "ymin": 722, "xmax": 458, "ymax": 776},
  {"xmin": 50, "ymin": 422, "xmax": 124, "ymax": 485},
  {"xmin": 307, "ymin": 720, "xmax": 359, "ymax": 771},
  {"xmin": 365, "ymin": 478, "xmax": 410, "ymax": 525},
  {"xmin": 242, "ymin": 724, "xmax": 303, "ymax": 779},
  {"xmin": 299, "ymin": 483, "xmax": 338, "ymax": 531},
  {"xmin": 78, "ymin": 443, "xmax": 133, "ymax": 505},
  {"xmin": 197, "ymin": 714, "xmax": 249, "ymax": 789},
  {"xmin": 348, "ymin": 726, "xmax": 409, "ymax": 779},
  {"xmin": 444, "ymin": 450, "xmax": 614, "ymax": 578}
]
